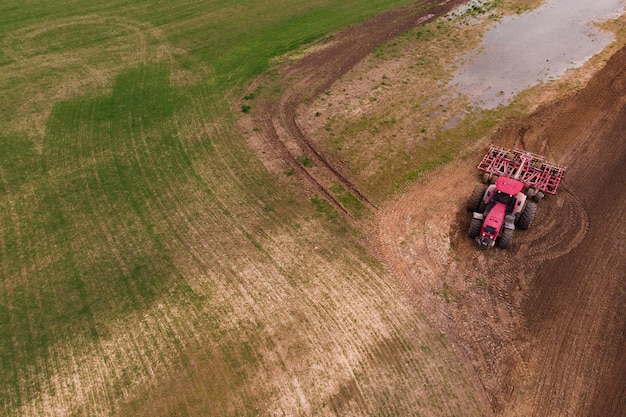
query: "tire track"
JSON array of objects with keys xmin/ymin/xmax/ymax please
[
  {"xmin": 375, "ymin": 157, "xmax": 496, "ymax": 415},
  {"xmin": 514, "ymin": 186, "xmax": 589, "ymax": 263},
  {"xmin": 247, "ymin": 0, "xmax": 470, "ymax": 215}
]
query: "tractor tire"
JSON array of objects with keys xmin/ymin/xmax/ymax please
[
  {"xmin": 517, "ymin": 201, "xmax": 537, "ymax": 230},
  {"xmin": 490, "ymin": 174, "xmax": 499, "ymax": 184},
  {"xmin": 481, "ymin": 172, "xmax": 490, "ymax": 184},
  {"xmin": 468, "ymin": 217, "xmax": 482, "ymax": 238},
  {"xmin": 533, "ymin": 191, "xmax": 545, "ymax": 203},
  {"xmin": 498, "ymin": 228, "xmax": 513, "ymax": 249},
  {"xmin": 467, "ymin": 185, "xmax": 487, "ymax": 212},
  {"xmin": 478, "ymin": 198, "xmax": 487, "ymax": 213}
]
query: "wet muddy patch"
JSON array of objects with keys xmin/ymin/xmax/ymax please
[{"xmin": 449, "ymin": 0, "xmax": 625, "ymax": 109}]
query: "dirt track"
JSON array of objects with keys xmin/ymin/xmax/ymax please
[
  {"xmin": 246, "ymin": 0, "xmax": 469, "ymax": 214},
  {"xmin": 245, "ymin": 2, "xmax": 626, "ymax": 415}
]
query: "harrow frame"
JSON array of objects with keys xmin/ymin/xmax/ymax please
[{"xmin": 477, "ymin": 145, "xmax": 566, "ymax": 194}]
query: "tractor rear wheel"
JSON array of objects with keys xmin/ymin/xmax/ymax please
[
  {"xmin": 467, "ymin": 185, "xmax": 487, "ymax": 212},
  {"xmin": 517, "ymin": 201, "xmax": 537, "ymax": 230},
  {"xmin": 498, "ymin": 228, "xmax": 513, "ymax": 249},
  {"xmin": 468, "ymin": 217, "xmax": 482, "ymax": 238}
]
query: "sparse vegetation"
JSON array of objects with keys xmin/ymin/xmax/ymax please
[
  {"xmin": 1, "ymin": 1, "xmax": 488, "ymax": 416},
  {"xmin": 297, "ymin": 154, "xmax": 313, "ymax": 167},
  {"xmin": 329, "ymin": 183, "xmax": 365, "ymax": 217}
]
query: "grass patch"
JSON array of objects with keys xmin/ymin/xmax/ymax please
[
  {"xmin": 329, "ymin": 183, "xmax": 364, "ymax": 217},
  {"xmin": 311, "ymin": 195, "xmax": 338, "ymax": 220},
  {"xmin": 297, "ymin": 154, "xmax": 313, "ymax": 167}
]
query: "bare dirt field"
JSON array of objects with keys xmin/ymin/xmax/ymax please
[{"xmin": 245, "ymin": 1, "xmax": 626, "ymax": 415}]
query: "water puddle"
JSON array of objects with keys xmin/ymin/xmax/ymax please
[{"xmin": 449, "ymin": 0, "xmax": 625, "ymax": 109}]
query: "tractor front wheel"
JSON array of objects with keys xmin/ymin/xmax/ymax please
[
  {"xmin": 498, "ymin": 228, "xmax": 513, "ymax": 249},
  {"xmin": 468, "ymin": 217, "xmax": 482, "ymax": 238}
]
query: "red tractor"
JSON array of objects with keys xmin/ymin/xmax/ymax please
[{"xmin": 467, "ymin": 146, "xmax": 566, "ymax": 248}]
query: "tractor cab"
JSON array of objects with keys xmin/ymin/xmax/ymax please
[
  {"xmin": 488, "ymin": 176, "xmax": 524, "ymax": 213},
  {"xmin": 495, "ymin": 176, "xmax": 524, "ymax": 194}
]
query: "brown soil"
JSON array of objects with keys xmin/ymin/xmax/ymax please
[{"xmin": 243, "ymin": 1, "xmax": 626, "ymax": 416}]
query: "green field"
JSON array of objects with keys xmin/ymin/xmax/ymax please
[{"xmin": 0, "ymin": 1, "xmax": 485, "ymax": 416}]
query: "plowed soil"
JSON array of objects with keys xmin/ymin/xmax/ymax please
[{"xmin": 245, "ymin": 1, "xmax": 626, "ymax": 415}]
